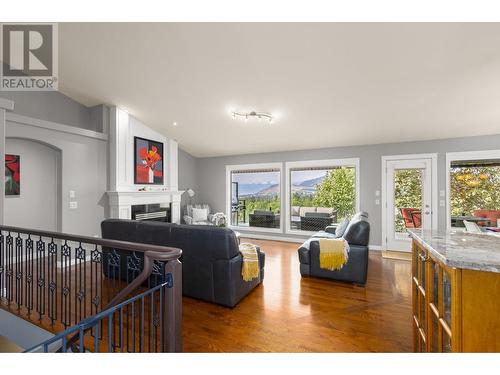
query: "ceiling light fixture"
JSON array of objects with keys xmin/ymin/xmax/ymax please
[{"xmin": 231, "ymin": 110, "xmax": 273, "ymax": 124}]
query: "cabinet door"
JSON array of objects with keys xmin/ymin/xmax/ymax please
[
  {"xmin": 428, "ymin": 259, "xmax": 441, "ymax": 352},
  {"xmin": 412, "ymin": 242, "xmax": 428, "ymax": 352}
]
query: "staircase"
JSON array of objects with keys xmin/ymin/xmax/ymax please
[{"xmin": 0, "ymin": 225, "xmax": 182, "ymax": 353}]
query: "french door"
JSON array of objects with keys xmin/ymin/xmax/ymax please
[{"xmin": 383, "ymin": 155, "xmax": 436, "ymax": 252}]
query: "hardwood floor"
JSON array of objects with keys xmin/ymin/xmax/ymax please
[
  {"xmin": 1, "ymin": 238, "xmax": 412, "ymax": 352},
  {"xmin": 183, "ymin": 238, "xmax": 412, "ymax": 352}
]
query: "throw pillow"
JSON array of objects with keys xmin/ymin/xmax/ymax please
[
  {"xmin": 192, "ymin": 207, "xmax": 208, "ymax": 222},
  {"xmin": 334, "ymin": 218, "xmax": 350, "ymax": 238}
]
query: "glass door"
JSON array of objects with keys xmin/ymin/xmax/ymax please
[{"xmin": 385, "ymin": 158, "xmax": 434, "ymax": 252}]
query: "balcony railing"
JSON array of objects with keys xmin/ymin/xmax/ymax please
[{"xmin": 0, "ymin": 225, "xmax": 182, "ymax": 352}]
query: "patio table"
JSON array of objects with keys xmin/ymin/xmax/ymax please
[{"xmin": 451, "ymin": 216, "xmax": 492, "ymax": 227}]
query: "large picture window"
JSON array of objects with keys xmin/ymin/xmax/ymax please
[
  {"xmin": 226, "ymin": 163, "xmax": 282, "ymax": 231},
  {"xmin": 447, "ymin": 155, "xmax": 500, "ymax": 229},
  {"xmin": 286, "ymin": 159, "xmax": 359, "ymax": 234}
]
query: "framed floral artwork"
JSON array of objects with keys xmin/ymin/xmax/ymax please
[
  {"xmin": 134, "ymin": 137, "xmax": 164, "ymax": 185},
  {"xmin": 5, "ymin": 154, "xmax": 20, "ymax": 196}
]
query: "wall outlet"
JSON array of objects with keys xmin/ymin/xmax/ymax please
[
  {"xmin": 439, "ymin": 200, "xmax": 445, "ymax": 207},
  {"xmin": 69, "ymin": 190, "xmax": 76, "ymax": 199},
  {"xmin": 375, "ymin": 190, "xmax": 380, "ymax": 197},
  {"xmin": 69, "ymin": 201, "xmax": 78, "ymax": 209},
  {"xmin": 375, "ymin": 199, "xmax": 380, "ymax": 205},
  {"xmin": 439, "ymin": 190, "xmax": 445, "ymax": 197}
]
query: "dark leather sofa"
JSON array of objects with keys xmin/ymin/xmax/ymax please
[
  {"xmin": 101, "ymin": 219, "xmax": 265, "ymax": 307},
  {"xmin": 297, "ymin": 212, "xmax": 370, "ymax": 285}
]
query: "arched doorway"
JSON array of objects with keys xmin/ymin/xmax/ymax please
[{"xmin": 4, "ymin": 138, "xmax": 62, "ymax": 232}]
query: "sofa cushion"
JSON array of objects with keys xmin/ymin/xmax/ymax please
[
  {"xmin": 343, "ymin": 218, "xmax": 370, "ymax": 246},
  {"xmin": 316, "ymin": 207, "xmax": 335, "ymax": 215},
  {"xmin": 192, "ymin": 207, "xmax": 209, "ymax": 222},
  {"xmin": 334, "ymin": 218, "xmax": 350, "ymax": 238},
  {"xmin": 299, "ymin": 207, "xmax": 316, "ymax": 216}
]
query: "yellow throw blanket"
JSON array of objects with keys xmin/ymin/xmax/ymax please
[
  {"xmin": 319, "ymin": 238, "xmax": 349, "ymax": 271},
  {"xmin": 239, "ymin": 242, "xmax": 260, "ymax": 282}
]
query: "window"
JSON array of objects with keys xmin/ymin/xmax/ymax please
[
  {"xmin": 285, "ymin": 159, "xmax": 359, "ymax": 234},
  {"xmin": 226, "ymin": 163, "xmax": 282, "ymax": 231},
  {"xmin": 448, "ymin": 156, "xmax": 500, "ymax": 229}
]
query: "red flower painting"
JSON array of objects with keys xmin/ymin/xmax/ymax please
[
  {"xmin": 5, "ymin": 154, "xmax": 20, "ymax": 195},
  {"xmin": 134, "ymin": 137, "xmax": 164, "ymax": 184}
]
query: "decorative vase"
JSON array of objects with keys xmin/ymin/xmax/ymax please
[{"xmin": 148, "ymin": 168, "xmax": 154, "ymax": 183}]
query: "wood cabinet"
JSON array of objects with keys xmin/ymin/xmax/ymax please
[{"xmin": 412, "ymin": 240, "xmax": 500, "ymax": 352}]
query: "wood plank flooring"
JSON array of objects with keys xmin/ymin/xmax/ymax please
[
  {"xmin": 1, "ymin": 238, "xmax": 412, "ymax": 352},
  {"xmin": 183, "ymin": 238, "xmax": 412, "ymax": 352}
]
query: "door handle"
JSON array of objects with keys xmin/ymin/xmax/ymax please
[{"xmin": 424, "ymin": 211, "xmax": 431, "ymax": 215}]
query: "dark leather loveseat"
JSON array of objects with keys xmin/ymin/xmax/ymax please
[
  {"xmin": 297, "ymin": 212, "xmax": 370, "ymax": 285},
  {"xmin": 101, "ymin": 219, "xmax": 265, "ymax": 307}
]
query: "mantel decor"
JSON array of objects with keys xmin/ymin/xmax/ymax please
[{"xmin": 134, "ymin": 136, "xmax": 164, "ymax": 185}]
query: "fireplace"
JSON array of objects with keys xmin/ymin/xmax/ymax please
[{"xmin": 131, "ymin": 203, "xmax": 171, "ymax": 222}]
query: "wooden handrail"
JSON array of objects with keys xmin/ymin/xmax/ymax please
[{"xmin": 0, "ymin": 224, "xmax": 182, "ymax": 258}]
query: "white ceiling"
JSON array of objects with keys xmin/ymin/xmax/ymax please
[{"xmin": 59, "ymin": 23, "xmax": 500, "ymax": 157}]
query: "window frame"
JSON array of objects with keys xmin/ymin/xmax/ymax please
[
  {"xmin": 225, "ymin": 162, "xmax": 284, "ymax": 233},
  {"xmin": 284, "ymin": 158, "xmax": 360, "ymax": 236},
  {"xmin": 445, "ymin": 149, "xmax": 500, "ymax": 230}
]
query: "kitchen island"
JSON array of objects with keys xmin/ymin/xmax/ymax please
[{"xmin": 408, "ymin": 229, "xmax": 500, "ymax": 353}]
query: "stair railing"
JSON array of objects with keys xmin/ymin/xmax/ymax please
[{"xmin": 0, "ymin": 225, "xmax": 182, "ymax": 352}]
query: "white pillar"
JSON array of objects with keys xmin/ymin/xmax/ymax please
[{"xmin": 0, "ymin": 98, "xmax": 15, "ymax": 225}]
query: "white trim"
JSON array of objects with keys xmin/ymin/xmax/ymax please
[
  {"xmin": 225, "ymin": 162, "xmax": 284, "ymax": 234},
  {"xmin": 445, "ymin": 149, "xmax": 500, "ymax": 230},
  {"xmin": 369, "ymin": 245, "xmax": 383, "ymax": 251},
  {"xmin": 284, "ymin": 158, "xmax": 360, "ymax": 236},
  {"xmin": 0, "ymin": 97, "xmax": 14, "ymax": 111},
  {"xmin": 6, "ymin": 112, "xmax": 108, "ymax": 141},
  {"xmin": 239, "ymin": 232, "xmax": 306, "ymax": 243},
  {"xmin": 381, "ymin": 153, "xmax": 438, "ymax": 251}
]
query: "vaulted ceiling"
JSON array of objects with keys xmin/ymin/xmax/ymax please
[{"xmin": 59, "ymin": 23, "xmax": 500, "ymax": 157}]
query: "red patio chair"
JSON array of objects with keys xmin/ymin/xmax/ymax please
[{"xmin": 400, "ymin": 208, "xmax": 420, "ymax": 228}]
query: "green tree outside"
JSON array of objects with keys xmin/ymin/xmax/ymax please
[
  {"xmin": 394, "ymin": 169, "xmax": 423, "ymax": 233},
  {"xmin": 450, "ymin": 166, "xmax": 500, "ymax": 216},
  {"xmin": 311, "ymin": 167, "xmax": 356, "ymax": 221}
]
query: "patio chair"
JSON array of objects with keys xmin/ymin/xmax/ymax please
[
  {"xmin": 463, "ymin": 220, "xmax": 483, "ymax": 233},
  {"xmin": 400, "ymin": 208, "xmax": 420, "ymax": 228}
]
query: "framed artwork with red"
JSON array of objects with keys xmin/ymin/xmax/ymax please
[
  {"xmin": 134, "ymin": 137, "xmax": 164, "ymax": 185},
  {"xmin": 5, "ymin": 154, "xmax": 20, "ymax": 196}
]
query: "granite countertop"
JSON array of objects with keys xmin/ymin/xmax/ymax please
[{"xmin": 408, "ymin": 229, "xmax": 500, "ymax": 273}]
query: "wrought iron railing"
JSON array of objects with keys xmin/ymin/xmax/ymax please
[
  {"xmin": 24, "ymin": 280, "xmax": 173, "ymax": 352},
  {"xmin": 0, "ymin": 225, "xmax": 182, "ymax": 352}
]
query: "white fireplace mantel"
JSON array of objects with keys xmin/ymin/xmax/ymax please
[
  {"xmin": 107, "ymin": 190, "xmax": 184, "ymax": 223},
  {"xmin": 107, "ymin": 107, "xmax": 183, "ymax": 224}
]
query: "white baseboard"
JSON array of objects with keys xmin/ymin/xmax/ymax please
[
  {"xmin": 240, "ymin": 233, "xmax": 384, "ymax": 250},
  {"xmin": 239, "ymin": 233, "xmax": 306, "ymax": 243}
]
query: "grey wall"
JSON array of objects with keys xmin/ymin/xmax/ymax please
[
  {"xmin": 5, "ymin": 138, "xmax": 61, "ymax": 232},
  {"xmin": 0, "ymin": 92, "xmax": 105, "ymax": 132},
  {"xmin": 196, "ymin": 134, "xmax": 500, "ymax": 246},
  {"xmin": 0, "ymin": 91, "xmax": 108, "ymax": 237},
  {"xmin": 5, "ymin": 122, "xmax": 108, "ymax": 237},
  {"xmin": 178, "ymin": 147, "xmax": 199, "ymax": 215}
]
